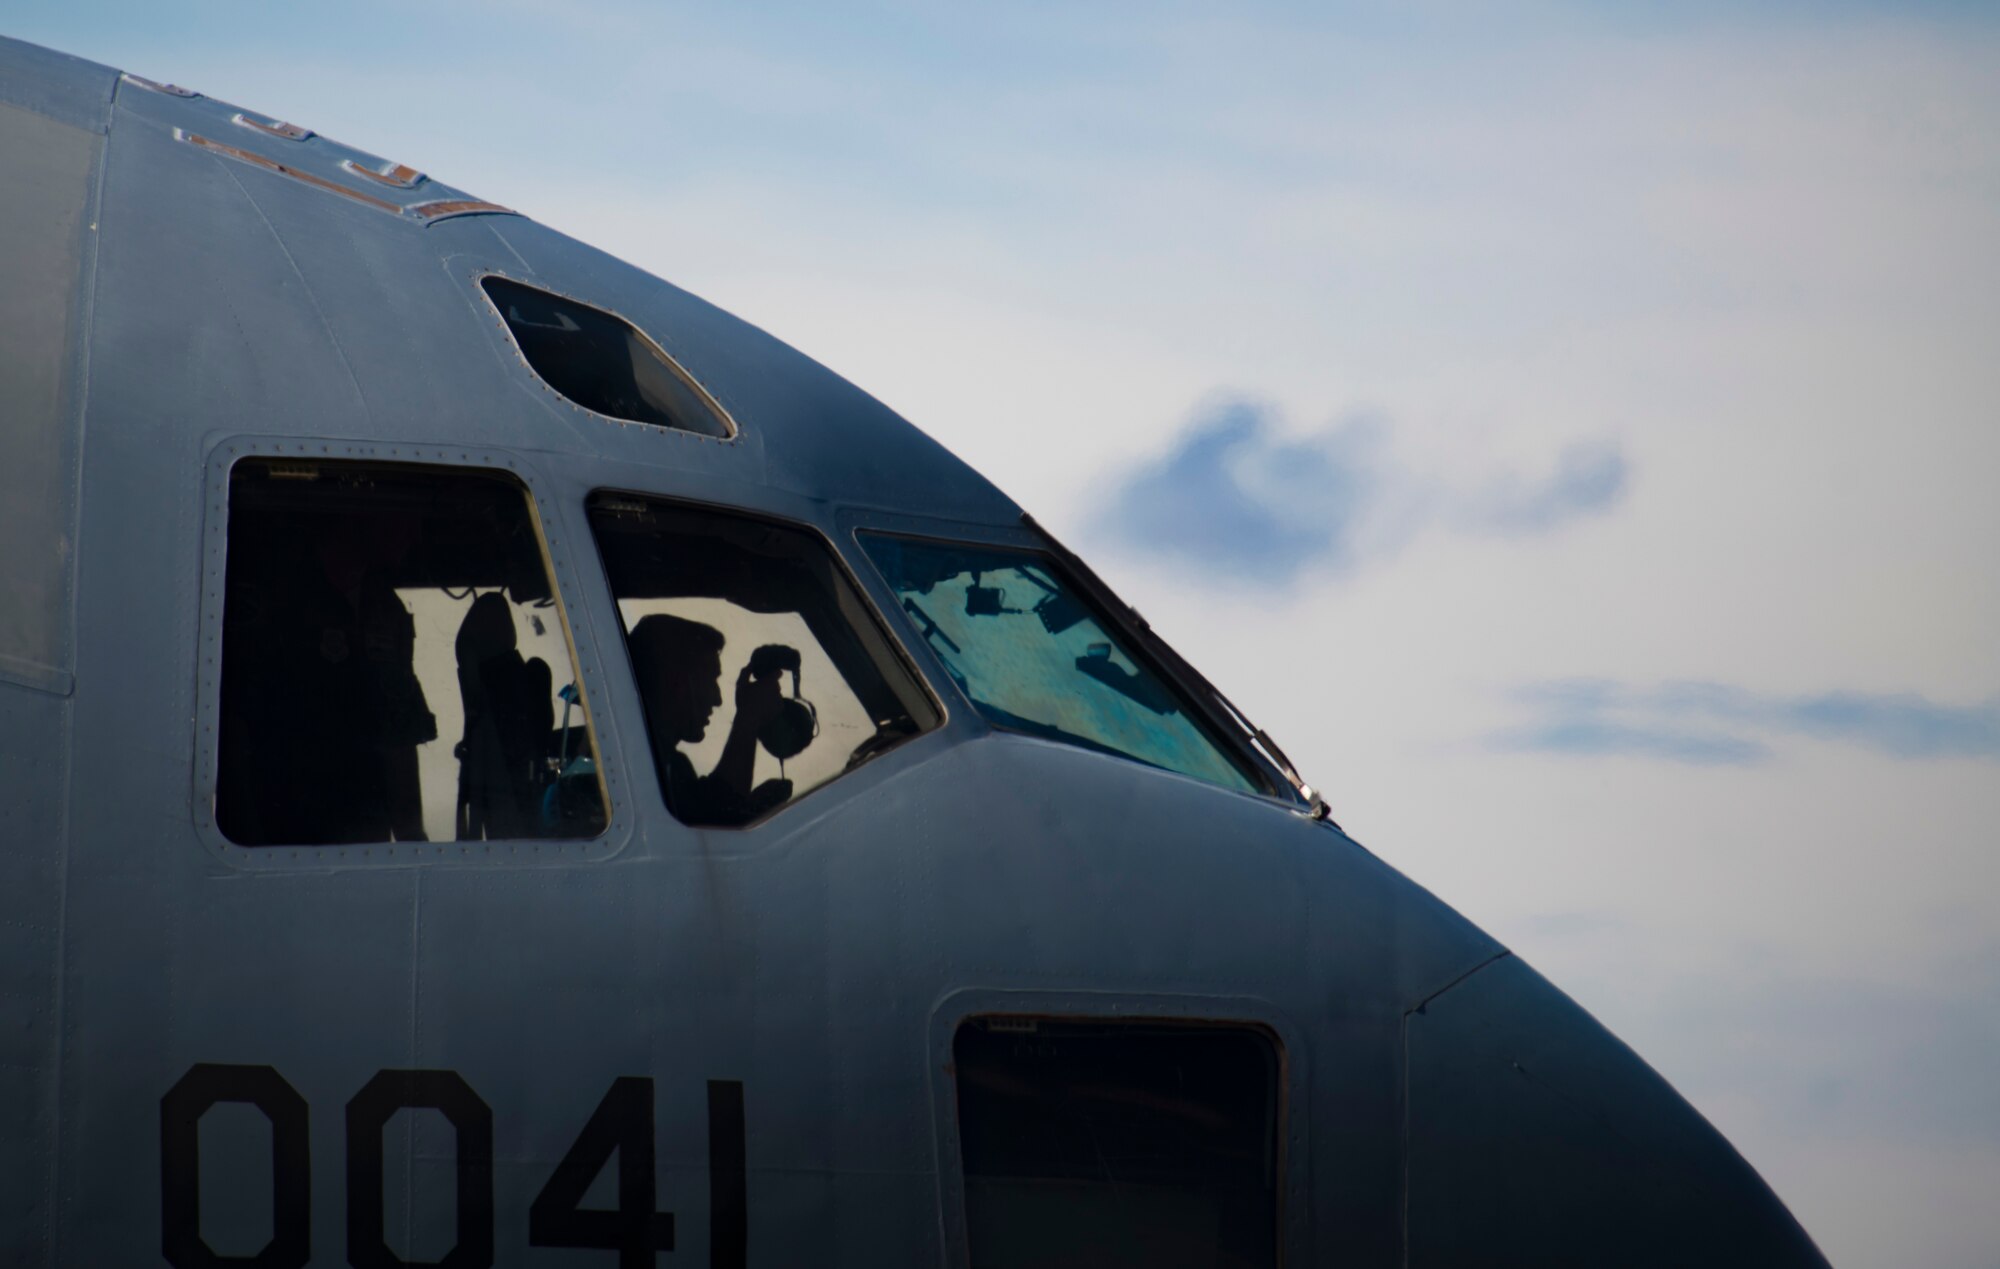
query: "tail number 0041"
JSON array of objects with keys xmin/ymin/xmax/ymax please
[{"xmin": 159, "ymin": 1064, "xmax": 747, "ymax": 1269}]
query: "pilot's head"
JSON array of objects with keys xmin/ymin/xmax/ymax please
[{"xmin": 629, "ymin": 613, "xmax": 726, "ymax": 744}]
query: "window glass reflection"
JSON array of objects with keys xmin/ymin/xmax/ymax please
[
  {"xmin": 860, "ymin": 535, "xmax": 1260, "ymax": 795},
  {"xmin": 216, "ymin": 460, "xmax": 606, "ymax": 845}
]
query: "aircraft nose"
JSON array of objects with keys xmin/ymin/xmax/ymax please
[{"xmin": 1403, "ymin": 953, "xmax": 1830, "ymax": 1268}]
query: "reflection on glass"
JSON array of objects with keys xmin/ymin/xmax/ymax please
[
  {"xmin": 215, "ymin": 461, "xmax": 607, "ymax": 846},
  {"xmin": 860, "ymin": 536, "xmax": 1260, "ymax": 795},
  {"xmin": 589, "ymin": 495, "xmax": 939, "ymax": 827}
]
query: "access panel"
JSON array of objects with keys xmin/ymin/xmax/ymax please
[{"xmin": 953, "ymin": 1017, "xmax": 1281, "ymax": 1268}]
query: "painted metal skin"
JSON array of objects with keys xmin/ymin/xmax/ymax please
[{"xmin": 0, "ymin": 35, "xmax": 1829, "ymax": 1268}]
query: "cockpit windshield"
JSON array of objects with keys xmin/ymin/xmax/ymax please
[{"xmin": 859, "ymin": 535, "xmax": 1263, "ymax": 796}]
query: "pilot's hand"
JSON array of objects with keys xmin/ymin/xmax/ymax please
[
  {"xmin": 748, "ymin": 777, "xmax": 794, "ymax": 812},
  {"xmin": 732, "ymin": 664, "xmax": 785, "ymax": 735}
]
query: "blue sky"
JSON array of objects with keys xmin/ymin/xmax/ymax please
[{"xmin": 15, "ymin": 4, "xmax": 1999, "ymax": 1263}]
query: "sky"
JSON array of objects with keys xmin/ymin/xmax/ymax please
[{"xmin": 13, "ymin": 3, "xmax": 1999, "ymax": 1264}]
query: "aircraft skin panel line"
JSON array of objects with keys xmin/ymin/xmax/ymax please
[
  {"xmin": 0, "ymin": 39, "xmax": 118, "ymax": 1264},
  {"xmin": 0, "ymin": 32, "xmax": 1832, "ymax": 1269}
]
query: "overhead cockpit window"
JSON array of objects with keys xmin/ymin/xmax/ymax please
[
  {"xmin": 216, "ymin": 461, "xmax": 608, "ymax": 846},
  {"xmin": 480, "ymin": 276, "xmax": 732, "ymax": 437},
  {"xmin": 588, "ymin": 495, "xmax": 940, "ymax": 828},
  {"xmin": 859, "ymin": 536, "xmax": 1262, "ymax": 795},
  {"xmin": 954, "ymin": 1018, "xmax": 1281, "ymax": 1268}
]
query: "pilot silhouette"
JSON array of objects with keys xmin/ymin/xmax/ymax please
[
  {"xmin": 453, "ymin": 591, "xmax": 554, "ymax": 841},
  {"xmin": 627, "ymin": 613, "xmax": 794, "ymax": 825}
]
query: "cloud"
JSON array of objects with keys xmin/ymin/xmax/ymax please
[
  {"xmin": 1491, "ymin": 679, "xmax": 2000, "ymax": 764},
  {"xmin": 1495, "ymin": 717, "xmax": 1773, "ymax": 765},
  {"xmin": 1091, "ymin": 398, "xmax": 1628, "ymax": 585},
  {"xmin": 1088, "ymin": 401, "xmax": 1380, "ymax": 583},
  {"xmin": 1782, "ymin": 691, "xmax": 2000, "ymax": 758},
  {"xmin": 1460, "ymin": 440, "xmax": 1629, "ymax": 534}
]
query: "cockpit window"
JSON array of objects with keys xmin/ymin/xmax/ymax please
[
  {"xmin": 588, "ymin": 495, "xmax": 940, "ymax": 828},
  {"xmin": 480, "ymin": 276, "xmax": 733, "ymax": 437},
  {"xmin": 216, "ymin": 460, "xmax": 608, "ymax": 846},
  {"xmin": 859, "ymin": 535, "xmax": 1262, "ymax": 795}
]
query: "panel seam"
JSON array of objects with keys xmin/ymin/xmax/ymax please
[
  {"xmin": 1400, "ymin": 948, "xmax": 1511, "ymax": 1269},
  {"xmin": 47, "ymin": 85, "xmax": 115, "ymax": 1267}
]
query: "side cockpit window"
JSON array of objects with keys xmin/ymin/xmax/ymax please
[
  {"xmin": 859, "ymin": 535, "xmax": 1264, "ymax": 795},
  {"xmin": 588, "ymin": 494, "xmax": 939, "ymax": 828},
  {"xmin": 216, "ymin": 460, "xmax": 607, "ymax": 846}
]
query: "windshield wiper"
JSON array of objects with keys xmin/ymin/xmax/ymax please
[
  {"xmin": 1021, "ymin": 514, "xmax": 1335, "ymax": 825},
  {"xmin": 972, "ymin": 699, "xmax": 1155, "ymax": 768}
]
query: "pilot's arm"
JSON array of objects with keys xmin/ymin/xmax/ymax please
[{"xmin": 709, "ymin": 664, "xmax": 784, "ymax": 804}]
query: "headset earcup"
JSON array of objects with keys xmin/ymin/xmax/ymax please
[{"xmin": 760, "ymin": 698, "xmax": 819, "ymax": 761}]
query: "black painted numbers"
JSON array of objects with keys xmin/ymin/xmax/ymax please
[
  {"xmin": 705, "ymin": 1082, "xmax": 746, "ymax": 1269},
  {"xmin": 347, "ymin": 1069, "xmax": 495, "ymax": 1269},
  {"xmin": 528, "ymin": 1077, "xmax": 674, "ymax": 1265},
  {"xmin": 160, "ymin": 1063, "xmax": 312, "ymax": 1269},
  {"xmin": 160, "ymin": 1067, "xmax": 745, "ymax": 1268}
]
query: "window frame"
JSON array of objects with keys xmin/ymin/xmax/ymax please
[
  {"xmin": 192, "ymin": 437, "xmax": 636, "ymax": 868},
  {"xmin": 926, "ymin": 988, "xmax": 1308, "ymax": 1268},
  {"xmin": 583, "ymin": 488, "xmax": 949, "ymax": 832},
  {"xmin": 853, "ymin": 525, "xmax": 1293, "ymax": 803}
]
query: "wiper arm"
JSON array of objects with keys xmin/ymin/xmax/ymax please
[{"xmin": 1021, "ymin": 513, "xmax": 1336, "ymax": 825}]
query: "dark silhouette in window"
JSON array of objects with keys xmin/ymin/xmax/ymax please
[
  {"xmin": 628, "ymin": 613, "xmax": 797, "ymax": 826},
  {"xmin": 453, "ymin": 591, "xmax": 555, "ymax": 840},
  {"xmin": 216, "ymin": 461, "xmax": 607, "ymax": 845},
  {"xmin": 589, "ymin": 494, "xmax": 938, "ymax": 828},
  {"xmin": 217, "ymin": 504, "xmax": 434, "ymax": 844}
]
